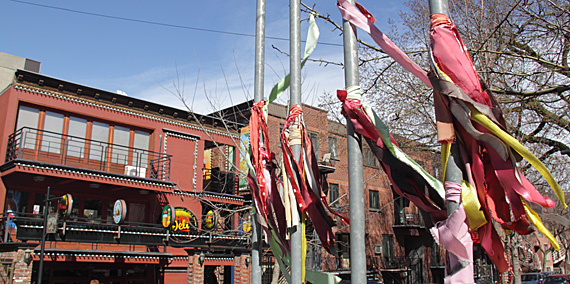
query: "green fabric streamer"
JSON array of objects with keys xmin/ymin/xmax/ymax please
[
  {"xmin": 266, "ymin": 14, "xmax": 320, "ymax": 105},
  {"xmin": 346, "ymin": 86, "xmax": 445, "ymax": 199}
]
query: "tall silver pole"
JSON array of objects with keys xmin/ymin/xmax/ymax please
[
  {"xmin": 252, "ymin": 0, "xmax": 265, "ymax": 283},
  {"xmin": 289, "ymin": 0, "xmax": 303, "ymax": 283},
  {"xmin": 341, "ymin": 1, "xmax": 367, "ymax": 283}
]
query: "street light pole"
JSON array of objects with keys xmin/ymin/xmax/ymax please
[
  {"xmin": 252, "ymin": 0, "xmax": 265, "ymax": 282},
  {"xmin": 341, "ymin": 1, "xmax": 367, "ymax": 283},
  {"xmin": 37, "ymin": 185, "xmax": 50, "ymax": 284}
]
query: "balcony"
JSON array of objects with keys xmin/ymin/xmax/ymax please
[
  {"xmin": 393, "ymin": 212, "xmax": 424, "ymax": 229},
  {"xmin": 202, "ymin": 167, "xmax": 238, "ymax": 195},
  {"xmin": 380, "ymin": 256, "xmax": 408, "ymax": 271},
  {"xmin": 5, "ymin": 127, "xmax": 172, "ymax": 181}
]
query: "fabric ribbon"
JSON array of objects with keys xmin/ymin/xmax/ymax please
[
  {"xmin": 267, "ymin": 14, "xmax": 319, "ymax": 105},
  {"xmin": 338, "ymin": 87, "xmax": 447, "ymax": 225},
  {"xmin": 336, "ymin": 0, "xmax": 432, "ymax": 88}
]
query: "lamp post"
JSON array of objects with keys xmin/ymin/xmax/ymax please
[{"xmin": 37, "ymin": 186, "xmax": 50, "ymax": 284}]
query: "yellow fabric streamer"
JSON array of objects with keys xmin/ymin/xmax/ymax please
[
  {"xmin": 301, "ymin": 214, "xmax": 307, "ymax": 282},
  {"xmin": 468, "ymin": 105, "xmax": 567, "ymax": 209},
  {"xmin": 461, "ymin": 181, "xmax": 487, "ymax": 231},
  {"xmin": 441, "ymin": 142, "xmax": 451, "ymax": 183},
  {"xmin": 523, "ymin": 200, "xmax": 560, "ymax": 250}
]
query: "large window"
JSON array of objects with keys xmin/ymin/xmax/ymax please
[
  {"xmin": 41, "ymin": 111, "xmax": 64, "ymax": 153},
  {"xmin": 15, "ymin": 105, "xmax": 39, "ymax": 149},
  {"xmin": 67, "ymin": 116, "xmax": 87, "ymax": 158},
  {"xmin": 90, "ymin": 121, "xmax": 110, "ymax": 161}
]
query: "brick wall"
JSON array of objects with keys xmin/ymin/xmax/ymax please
[
  {"xmin": 187, "ymin": 254, "xmax": 204, "ymax": 284},
  {"xmin": 2, "ymin": 249, "xmax": 33, "ymax": 284}
]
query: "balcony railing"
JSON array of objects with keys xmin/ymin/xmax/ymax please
[
  {"xmin": 381, "ymin": 256, "xmax": 407, "ymax": 270},
  {"xmin": 202, "ymin": 167, "xmax": 239, "ymax": 195},
  {"xmin": 393, "ymin": 212, "xmax": 425, "ymax": 228},
  {"xmin": 5, "ymin": 127, "xmax": 172, "ymax": 181}
]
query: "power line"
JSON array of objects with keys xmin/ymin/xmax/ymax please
[{"xmin": 8, "ymin": 0, "xmax": 343, "ymax": 47}]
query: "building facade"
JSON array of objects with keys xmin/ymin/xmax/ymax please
[{"xmin": 0, "ymin": 53, "xmax": 251, "ymax": 283}]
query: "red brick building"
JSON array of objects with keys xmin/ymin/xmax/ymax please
[{"xmin": 0, "ymin": 53, "xmax": 251, "ymax": 283}]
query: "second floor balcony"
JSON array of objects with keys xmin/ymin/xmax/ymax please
[{"xmin": 5, "ymin": 127, "xmax": 172, "ymax": 181}]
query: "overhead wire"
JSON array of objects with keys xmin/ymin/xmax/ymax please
[{"xmin": 7, "ymin": 0, "xmax": 343, "ymax": 47}]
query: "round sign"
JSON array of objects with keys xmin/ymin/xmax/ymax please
[
  {"xmin": 113, "ymin": 199, "xmax": 127, "ymax": 225},
  {"xmin": 161, "ymin": 205, "xmax": 175, "ymax": 228},
  {"xmin": 202, "ymin": 210, "xmax": 217, "ymax": 230},
  {"xmin": 58, "ymin": 194, "xmax": 73, "ymax": 219}
]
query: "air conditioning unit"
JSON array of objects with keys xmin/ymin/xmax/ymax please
[
  {"xmin": 374, "ymin": 244, "xmax": 382, "ymax": 255},
  {"xmin": 125, "ymin": 166, "xmax": 146, "ymax": 178}
]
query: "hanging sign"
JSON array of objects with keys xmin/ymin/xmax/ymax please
[
  {"xmin": 58, "ymin": 194, "xmax": 73, "ymax": 219},
  {"xmin": 202, "ymin": 209, "xmax": 217, "ymax": 230},
  {"xmin": 161, "ymin": 205, "xmax": 176, "ymax": 228},
  {"xmin": 113, "ymin": 199, "xmax": 127, "ymax": 225}
]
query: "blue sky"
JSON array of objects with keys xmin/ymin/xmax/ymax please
[{"xmin": 1, "ymin": 0, "xmax": 405, "ymax": 114}]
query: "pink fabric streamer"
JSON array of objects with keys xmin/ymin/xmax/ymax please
[
  {"xmin": 430, "ymin": 182, "xmax": 474, "ymax": 284},
  {"xmin": 336, "ymin": 0, "xmax": 432, "ymax": 88}
]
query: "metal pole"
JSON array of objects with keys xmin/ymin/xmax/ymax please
[
  {"xmin": 289, "ymin": 0, "xmax": 303, "ymax": 283},
  {"xmin": 429, "ymin": 0, "xmax": 449, "ymax": 16},
  {"xmin": 251, "ymin": 0, "xmax": 265, "ymax": 282},
  {"xmin": 38, "ymin": 185, "xmax": 50, "ymax": 284},
  {"xmin": 341, "ymin": 1, "xmax": 367, "ymax": 283}
]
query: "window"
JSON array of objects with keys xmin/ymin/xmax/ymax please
[
  {"xmin": 328, "ymin": 137, "xmax": 338, "ymax": 159},
  {"xmin": 363, "ymin": 143, "xmax": 377, "ymax": 167},
  {"xmin": 369, "ymin": 189, "xmax": 380, "ymax": 210},
  {"xmin": 394, "ymin": 196, "xmax": 406, "ymax": 225},
  {"xmin": 133, "ymin": 130, "xmax": 150, "ymax": 166},
  {"xmin": 90, "ymin": 121, "xmax": 109, "ymax": 161},
  {"xmin": 15, "ymin": 105, "xmax": 40, "ymax": 148},
  {"xmin": 41, "ymin": 111, "xmax": 64, "ymax": 153},
  {"xmin": 111, "ymin": 126, "xmax": 130, "ymax": 165},
  {"xmin": 329, "ymin": 183, "xmax": 339, "ymax": 208},
  {"xmin": 309, "ymin": 132, "xmax": 319, "ymax": 160},
  {"xmin": 337, "ymin": 233, "xmax": 350, "ymax": 257},
  {"xmin": 67, "ymin": 116, "xmax": 87, "ymax": 158},
  {"xmin": 382, "ymin": 234, "xmax": 394, "ymax": 261}
]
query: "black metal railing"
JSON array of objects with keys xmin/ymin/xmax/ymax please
[
  {"xmin": 381, "ymin": 256, "xmax": 407, "ymax": 269},
  {"xmin": 5, "ymin": 127, "xmax": 172, "ymax": 181},
  {"xmin": 202, "ymin": 168, "xmax": 239, "ymax": 195}
]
